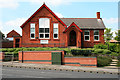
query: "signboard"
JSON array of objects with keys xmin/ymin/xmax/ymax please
[{"xmin": 40, "ymin": 40, "xmax": 48, "ymax": 44}]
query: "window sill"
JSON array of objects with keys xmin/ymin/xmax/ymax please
[
  {"xmin": 84, "ymin": 40, "xmax": 90, "ymax": 42},
  {"xmin": 93, "ymin": 41, "xmax": 100, "ymax": 42},
  {"xmin": 39, "ymin": 39, "xmax": 51, "ymax": 41}
]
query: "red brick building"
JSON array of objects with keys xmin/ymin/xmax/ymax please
[
  {"xmin": 14, "ymin": 3, "xmax": 105, "ymax": 48},
  {"xmin": 7, "ymin": 30, "xmax": 21, "ymax": 48}
]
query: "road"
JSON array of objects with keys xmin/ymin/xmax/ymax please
[{"xmin": 2, "ymin": 66, "xmax": 119, "ymax": 78}]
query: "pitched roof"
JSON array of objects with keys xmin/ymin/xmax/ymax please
[
  {"xmin": 7, "ymin": 30, "xmax": 20, "ymax": 38},
  {"xmin": 109, "ymin": 40, "xmax": 118, "ymax": 43},
  {"xmin": 61, "ymin": 18, "xmax": 106, "ymax": 29},
  {"xmin": 20, "ymin": 3, "xmax": 67, "ymax": 28},
  {"xmin": 64, "ymin": 22, "xmax": 82, "ymax": 33}
]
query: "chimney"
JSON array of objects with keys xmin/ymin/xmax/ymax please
[{"xmin": 97, "ymin": 12, "xmax": 100, "ymax": 19}]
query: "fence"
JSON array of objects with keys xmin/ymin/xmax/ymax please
[{"xmin": 1, "ymin": 52, "xmax": 18, "ymax": 64}]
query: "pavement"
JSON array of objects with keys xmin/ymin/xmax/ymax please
[
  {"xmin": 1, "ymin": 62, "xmax": 120, "ymax": 75},
  {"xmin": 2, "ymin": 66, "xmax": 118, "ymax": 78}
]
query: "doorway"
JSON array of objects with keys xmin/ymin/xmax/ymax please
[
  {"xmin": 69, "ymin": 30, "xmax": 76, "ymax": 46},
  {"xmin": 15, "ymin": 39, "xmax": 20, "ymax": 48}
]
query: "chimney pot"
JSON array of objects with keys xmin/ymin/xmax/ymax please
[{"xmin": 97, "ymin": 12, "xmax": 100, "ymax": 19}]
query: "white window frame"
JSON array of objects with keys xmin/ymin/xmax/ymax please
[
  {"xmin": 39, "ymin": 18, "xmax": 50, "ymax": 39},
  {"xmin": 53, "ymin": 23, "xmax": 59, "ymax": 39},
  {"xmin": 30, "ymin": 23, "xmax": 35, "ymax": 39},
  {"xmin": 84, "ymin": 30, "xmax": 90, "ymax": 41},
  {"xmin": 94, "ymin": 30, "xmax": 99, "ymax": 41}
]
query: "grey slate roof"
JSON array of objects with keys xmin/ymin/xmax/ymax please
[{"xmin": 60, "ymin": 18, "xmax": 106, "ymax": 29}]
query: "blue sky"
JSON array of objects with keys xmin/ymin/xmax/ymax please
[{"xmin": 0, "ymin": 0, "xmax": 119, "ymax": 37}]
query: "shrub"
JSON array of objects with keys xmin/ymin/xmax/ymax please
[
  {"xmin": 103, "ymin": 49, "xmax": 111, "ymax": 54},
  {"xmin": 1, "ymin": 48, "xmax": 8, "ymax": 52},
  {"xmin": 14, "ymin": 48, "xmax": 23, "ymax": 52},
  {"xmin": 117, "ymin": 62, "xmax": 120, "ymax": 67},
  {"xmin": 97, "ymin": 56, "xmax": 112, "ymax": 67},
  {"xmin": 7, "ymin": 48, "xmax": 16, "ymax": 52},
  {"xmin": 117, "ymin": 53, "xmax": 120, "ymax": 61},
  {"xmin": 108, "ymin": 43, "xmax": 117, "ymax": 52},
  {"xmin": 71, "ymin": 49, "xmax": 93, "ymax": 56},
  {"xmin": 93, "ymin": 49, "xmax": 104, "ymax": 54},
  {"xmin": 110, "ymin": 52, "xmax": 119, "ymax": 57},
  {"xmin": 94, "ymin": 44, "xmax": 107, "ymax": 49}
]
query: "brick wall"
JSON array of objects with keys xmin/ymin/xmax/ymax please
[
  {"xmin": 2, "ymin": 41, "xmax": 13, "ymax": 48},
  {"xmin": 82, "ymin": 29, "xmax": 104, "ymax": 48},
  {"xmin": 18, "ymin": 51, "xmax": 97, "ymax": 67},
  {"xmin": 64, "ymin": 57, "xmax": 97, "ymax": 67},
  {"xmin": 19, "ymin": 51, "xmax": 65, "ymax": 64},
  {"xmin": 0, "ymin": 52, "xmax": 4, "ymax": 62}
]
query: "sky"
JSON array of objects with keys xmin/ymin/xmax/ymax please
[{"xmin": 0, "ymin": 0, "xmax": 119, "ymax": 37}]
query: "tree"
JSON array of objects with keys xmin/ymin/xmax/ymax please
[
  {"xmin": 104, "ymin": 28, "xmax": 113, "ymax": 42},
  {"xmin": 0, "ymin": 31, "xmax": 5, "ymax": 40},
  {"xmin": 114, "ymin": 30, "xmax": 120, "ymax": 41}
]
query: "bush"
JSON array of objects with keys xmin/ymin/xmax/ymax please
[
  {"xmin": 97, "ymin": 56, "xmax": 112, "ymax": 67},
  {"xmin": 110, "ymin": 52, "xmax": 119, "ymax": 57},
  {"xmin": 103, "ymin": 49, "xmax": 111, "ymax": 54},
  {"xmin": 92, "ymin": 49, "xmax": 111, "ymax": 55},
  {"xmin": 71, "ymin": 49, "xmax": 93, "ymax": 56},
  {"xmin": 93, "ymin": 49, "xmax": 104, "ymax": 54},
  {"xmin": 94, "ymin": 44, "xmax": 107, "ymax": 49},
  {"xmin": 108, "ymin": 43, "xmax": 117, "ymax": 52},
  {"xmin": 117, "ymin": 53, "xmax": 120, "ymax": 61}
]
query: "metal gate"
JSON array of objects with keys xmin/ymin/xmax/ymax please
[{"xmin": 51, "ymin": 52, "xmax": 62, "ymax": 65}]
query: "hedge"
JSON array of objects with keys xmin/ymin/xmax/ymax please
[
  {"xmin": 94, "ymin": 44, "xmax": 107, "ymax": 49},
  {"xmin": 94, "ymin": 43, "xmax": 119, "ymax": 53},
  {"xmin": 71, "ymin": 49, "xmax": 93, "ymax": 56},
  {"xmin": 92, "ymin": 49, "xmax": 111, "ymax": 55}
]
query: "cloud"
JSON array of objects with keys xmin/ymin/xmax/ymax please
[
  {"xmin": 55, "ymin": 12, "xmax": 64, "ymax": 18},
  {"xmin": 103, "ymin": 18, "xmax": 118, "ymax": 38},
  {"xmin": 0, "ymin": 21, "xmax": 3, "ymax": 30},
  {"xmin": 103, "ymin": 18, "xmax": 118, "ymax": 31},
  {"xmin": 103, "ymin": 18, "xmax": 118, "ymax": 24},
  {"xmin": 1, "ymin": 18, "xmax": 27, "ymax": 36},
  {"xmin": 0, "ymin": 0, "xmax": 19, "ymax": 8}
]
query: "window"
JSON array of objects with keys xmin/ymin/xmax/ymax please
[
  {"xmin": 84, "ymin": 30, "xmax": 90, "ymax": 41},
  {"xmin": 53, "ymin": 23, "xmax": 58, "ymax": 39},
  {"xmin": 39, "ymin": 18, "xmax": 50, "ymax": 39},
  {"xmin": 30, "ymin": 23, "xmax": 35, "ymax": 39},
  {"xmin": 94, "ymin": 30, "xmax": 99, "ymax": 41}
]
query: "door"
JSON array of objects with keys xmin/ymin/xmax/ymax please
[
  {"xmin": 52, "ymin": 52, "xmax": 62, "ymax": 65},
  {"xmin": 15, "ymin": 39, "xmax": 20, "ymax": 48},
  {"xmin": 69, "ymin": 30, "xmax": 76, "ymax": 46}
]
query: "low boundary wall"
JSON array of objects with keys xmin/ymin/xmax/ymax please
[
  {"xmin": 0, "ymin": 52, "xmax": 4, "ymax": 62},
  {"xmin": 18, "ymin": 51, "xmax": 97, "ymax": 67},
  {"xmin": 64, "ymin": 57, "xmax": 97, "ymax": 67},
  {"xmin": 19, "ymin": 51, "xmax": 65, "ymax": 64}
]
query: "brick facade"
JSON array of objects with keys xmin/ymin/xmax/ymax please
[
  {"xmin": 11, "ymin": 3, "xmax": 105, "ymax": 48},
  {"xmin": 82, "ymin": 29, "xmax": 104, "ymax": 48},
  {"xmin": 21, "ymin": 6, "xmax": 67, "ymax": 48}
]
